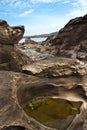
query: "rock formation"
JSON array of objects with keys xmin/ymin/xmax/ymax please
[
  {"xmin": 18, "ymin": 43, "xmax": 53, "ymax": 62},
  {"xmin": 44, "ymin": 14, "xmax": 87, "ymax": 62},
  {"xmin": 22, "ymin": 57, "xmax": 87, "ymax": 77},
  {"xmin": 0, "ymin": 65, "xmax": 87, "ymax": 130},
  {"xmin": 0, "ymin": 19, "xmax": 32, "ymax": 72},
  {"xmin": 0, "ymin": 17, "xmax": 87, "ymax": 130},
  {"xmin": 0, "ymin": 19, "xmax": 24, "ymax": 45}
]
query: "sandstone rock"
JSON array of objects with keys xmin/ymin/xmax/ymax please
[
  {"xmin": 0, "ymin": 19, "xmax": 32, "ymax": 72},
  {"xmin": 44, "ymin": 14, "xmax": 87, "ymax": 62},
  {"xmin": 18, "ymin": 43, "xmax": 53, "ymax": 62},
  {"xmin": 0, "ymin": 18, "xmax": 87, "ymax": 130},
  {"xmin": 0, "ymin": 71, "xmax": 87, "ymax": 130},
  {"xmin": 0, "ymin": 71, "xmax": 53, "ymax": 130},
  {"xmin": 0, "ymin": 19, "xmax": 24, "ymax": 45},
  {"xmin": 22, "ymin": 57, "xmax": 87, "ymax": 77}
]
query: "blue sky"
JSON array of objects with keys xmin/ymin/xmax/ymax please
[{"xmin": 0, "ymin": 0, "xmax": 87, "ymax": 36}]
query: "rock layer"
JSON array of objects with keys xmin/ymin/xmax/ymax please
[{"xmin": 22, "ymin": 57, "xmax": 87, "ymax": 77}]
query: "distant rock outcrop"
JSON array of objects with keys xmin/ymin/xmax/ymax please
[
  {"xmin": 0, "ymin": 19, "xmax": 32, "ymax": 71},
  {"xmin": 44, "ymin": 14, "xmax": 87, "ymax": 61}
]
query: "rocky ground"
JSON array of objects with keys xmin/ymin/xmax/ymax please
[
  {"xmin": 18, "ymin": 43, "xmax": 53, "ymax": 62},
  {"xmin": 0, "ymin": 15, "xmax": 87, "ymax": 130}
]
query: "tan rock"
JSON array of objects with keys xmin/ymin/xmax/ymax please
[
  {"xmin": 0, "ymin": 71, "xmax": 87, "ymax": 130},
  {"xmin": 0, "ymin": 19, "xmax": 24, "ymax": 45},
  {"xmin": 0, "ymin": 19, "xmax": 32, "ymax": 71},
  {"xmin": 22, "ymin": 57, "xmax": 87, "ymax": 77}
]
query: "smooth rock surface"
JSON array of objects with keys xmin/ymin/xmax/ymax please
[{"xmin": 0, "ymin": 71, "xmax": 87, "ymax": 130}]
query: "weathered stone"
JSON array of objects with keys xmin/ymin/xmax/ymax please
[
  {"xmin": 44, "ymin": 14, "xmax": 87, "ymax": 62},
  {"xmin": 18, "ymin": 42, "xmax": 53, "ymax": 62},
  {"xmin": 22, "ymin": 57, "xmax": 87, "ymax": 77},
  {"xmin": 0, "ymin": 18, "xmax": 87, "ymax": 130},
  {"xmin": 0, "ymin": 19, "xmax": 24, "ymax": 45},
  {"xmin": 0, "ymin": 71, "xmax": 87, "ymax": 130},
  {"xmin": 0, "ymin": 19, "xmax": 32, "ymax": 71}
]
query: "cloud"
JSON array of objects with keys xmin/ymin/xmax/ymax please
[
  {"xmin": 0, "ymin": 0, "xmax": 72, "ymax": 8},
  {"xmin": 0, "ymin": 0, "xmax": 30, "ymax": 8},
  {"xmin": 78, "ymin": 0, "xmax": 87, "ymax": 6},
  {"xmin": 68, "ymin": 0, "xmax": 87, "ymax": 17},
  {"xmin": 19, "ymin": 9, "xmax": 34, "ymax": 17}
]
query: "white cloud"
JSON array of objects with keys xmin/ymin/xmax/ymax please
[
  {"xmin": 0, "ymin": 0, "xmax": 30, "ymax": 8},
  {"xmin": 1, "ymin": 0, "xmax": 86, "ymax": 35},
  {"xmin": 78, "ymin": 0, "xmax": 87, "ymax": 6},
  {"xmin": 13, "ymin": 1, "xmax": 22, "ymax": 7},
  {"xmin": 0, "ymin": 0, "xmax": 62, "ymax": 7},
  {"xmin": 68, "ymin": 0, "xmax": 87, "ymax": 17},
  {"xmin": 19, "ymin": 9, "xmax": 34, "ymax": 17},
  {"xmin": 0, "ymin": 0, "xmax": 72, "ymax": 8}
]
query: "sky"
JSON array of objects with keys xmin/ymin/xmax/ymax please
[{"xmin": 0, "ymin": 0, "xmax": 87, "ymax": 36}]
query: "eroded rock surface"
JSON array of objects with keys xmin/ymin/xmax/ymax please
[
  {"xmin": 0, "ymin": 19, "xmax": 32, "ymax": 71},
  {"xmin": 22, "ymin": 57, "xmax": 87, "ymax": 77},
  {"xmin": 0, "ymin": 70, "xmax": 87, "ymax": 130},
  {"xmin": 0, "ymin": 19, "xmax": 24, "ymax": 45},
  {"xmin": 44, "ymin": 14, "xmax": 87, "ymax": 62},
  {"xmin": 0, "ymin": 18, "xmax": 87, "ymax": 130},
  {"xmin": 18, "ymin": 41, "xmax": 53, "ymax": 62}
]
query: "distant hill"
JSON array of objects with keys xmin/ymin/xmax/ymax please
[{"xmin": 23, "ymin": 31, "xmax": 58, "ymax": 38}]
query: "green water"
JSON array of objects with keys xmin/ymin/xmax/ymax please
[{"xmin": 24, "ymin": 97, "xmax": 82, "ymax": 130}]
